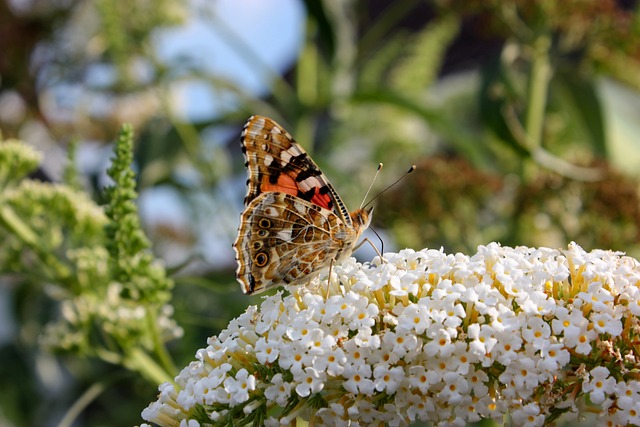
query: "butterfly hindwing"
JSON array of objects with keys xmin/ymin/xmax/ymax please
[{"xmin": 235, "ymin": 192, "xmax": 357, "ymax": 294}]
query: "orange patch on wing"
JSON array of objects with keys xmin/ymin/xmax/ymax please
[
  {"xmin": 310, "ymin": 190, "xmax": 332, "ymax": 210},
  {"xmin": 261, "ymin": 173, "xmax": 298, "ymax": 196}
]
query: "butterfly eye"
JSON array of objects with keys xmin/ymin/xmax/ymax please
[
  {"xmin": 254, "ymin": 252, "xmax": 269, "ymax": 267},
  {"xmin": 258, "ymin": 218, "xmax": 271, "ymax": 228}
]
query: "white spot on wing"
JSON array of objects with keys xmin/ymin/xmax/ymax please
[
  {"xmin": 254, "ymin": 116, "xmax": 265, "ymax": 127},
  {"xmin": 281, "ymin": 149, "xmax": 292, "ymax": 163},
  {"xmin": 264, "ymin": 154, "xmax": 273, "ymax": 166},
  {"xmin": 276, "ymin": 229, "xmax": 292, "ymax": 242},
  {"xmin": 298, "ymin": 176, "xmax": 323, "ymax": 192},
  {"xmin": 294, "ymin": 201, "xmax": 306, "ymax": 214},
  {"xmin": 265, "ymin": 206, "xmax": 278, "ymax": 217},
  {"xmin": 262, "ymin": 193, "xmax": 276, "ymax": 205}
]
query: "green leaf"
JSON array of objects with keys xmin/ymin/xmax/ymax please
[
  {"xmin": 478, "ymin": 56, "xmax": 530, "ymax": 158},
  {"xmin": 360, "ymin": 32, "xmax": 409, "ymax": 89},
  {"xmin": 552, "ymin": 68, "xmax": 606, "ymax": 157},
  {"xmin": 302, "ymin": 0, "xmax": 336, "ymax": 59},
  {"xmin": 389, "ymin": 14, "xmax": 460, "ymax": 94}
]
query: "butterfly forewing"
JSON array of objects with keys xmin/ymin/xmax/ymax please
[{"xmin": 241, "ymin": 116, "xmax": 352, "ymax": 226}]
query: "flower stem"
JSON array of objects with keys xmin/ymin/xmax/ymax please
[
  {"xmin": 525, "ymin": 33, "xmax": 552, "ymax": 152},
  {"xmin": 126, "ymin": 346, "xmax": 175, "ymax": 386},
  {"xmin": 147, "ymin": 309, "xmax": 177, "ymax": 377},
  {"xmin": 57, "ymin": 381, "xmax": 108, "ymax": 427}
]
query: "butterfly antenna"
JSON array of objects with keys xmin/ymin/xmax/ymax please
[
  {"xmin": 370, "ymin": 225, "xmax": 385, "ymax": 255},
  {"xmin": 363, "ymin": 165, "xmax": 416, "ymax": 209},
  {"xmin": 360, "ymin": 163, "xmax": 384, "ymax": 209}
]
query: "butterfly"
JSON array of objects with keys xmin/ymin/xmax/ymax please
[{"xmin": 233, "ymin": 115, "xmax": 373, "ymax": 295}]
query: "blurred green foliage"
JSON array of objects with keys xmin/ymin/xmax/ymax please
[{"xmin": 0, "ymin": 0, "xmax": 639, "ymax": 426}]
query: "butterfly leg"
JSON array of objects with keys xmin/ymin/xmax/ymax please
[
  {"xmin": 354, "ymin": 238, "xmax": 386, "ymax": 264},
  {"xmin": 326, "ymin": 259, "xmax": 335, "ymax": 299}
]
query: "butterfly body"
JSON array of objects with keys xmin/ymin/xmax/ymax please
[{"xmin": 233, "ymin": 115, "xmax": 372, "ymax": 295}]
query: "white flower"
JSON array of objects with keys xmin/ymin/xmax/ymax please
[
  {"xmin": 294, "ymin": 367, "xmax": 325, "ymax": 397},
  {"xmin": 408, "ymin": 365, "xmax": 437, "ymax": 393},
  {"xmin": 494, "ymin": 331, "xmax": 523, "ymax": 365},
  {"xmin": 395, "ymin": 303, "xmax": 430, "ymax": 334},
  {"xmin": 353, "ymin": 326, "xmax": 381, "ymax": 348},
  {"xmin": 337, "ymin": 291, "xmax": 361, "ymax": 319},
  {"xmin": 467, "ymin": 323, "xmax": 498, "ymax": 359},
  {"xmin": 277, "ymin": 341, "xmax": 307, "ymax": 374},
  {"xmin": 343, "ymin": 364, "xmax": 375, "ymax": 395},
  {"xmin": 371, "ymin": 345, "xmax": 401, "ymax": 367},
  {"xmin": 325, "ymin": 319, "xmax": 349, "ymax": 341},
  {"xmin": 567, "ymin": 326, "xmax": 598, "ymax": 355},
  {"xmin": 615, "ymin": 380, "xmax": 640, "ymax": 410},
  {"xmin": 346, "ymin": 399, "xmax": 382, "ymax": 424},
  {"xmin": 551, "ymin": 306, "xmax": 584, "ymax": 336},
  {"xmin": 423, "ymin": 327, "xmax": 453, "ymax": 357},
  {"xmin": 404, "ymin": 391, "xmax": 434, "ymax": 422},
  {"xmin": 255, "ymin": 337, "xmax": 279, "ymax": 364},
  {"xmin": 223, "ymin": 369, "xmax": 255, "ymax": 406},
  {"xmin": 583, "ymin": 366, "xmax": 616, "ymax": 404},
  {"xmin": 537, "ymin": 342, "xmax": 570, "ymax": 374},
  {"xmin": 141, "ymin": 243, "xmax": 640, "ymax": 427},
  {"xmin": 454, "ymin": 395, "xmax": 481, "ymax": 422},
  {"xmin": 499, "ymin": 357, "xmax": 539, "ymax": 399},
  {"xmin": 314, "ymin": 345, "xmax": 347, "ymax": 376},
  {"xmin": 450, "ymin": 341, "xmax": 475, "ymax": 374},
  {"xmin": 286, "ymin": 313, "xmax": 319, "ymax": 342},
  {"xmin": 306, "ymin": 328, "xmax": 335, "ymax": 355},
  {"xmin": 255, "ymin": 292, "xmax": 283, "ymax": 334},
  {"xmin": 317, "ymin": 402, "xmax": 348, "ymax": 427},
  {"xmin": 187, "ymin": 362, "xmax": 231, "ymax": 406},
  {"xmin": 463, "ymin": 282, "xmax": 500, "ymax": 314},
  {"xmin": 438, "ymin": 372, "xmax": 470, "ymax": 404},
  {"xmin": 264, "ymin": 373, "xmax": 292, "ymax": 407},
  {"xmin": 372, "ymin": 364, "xmax": 404, "ymax": 393},
  {"xmin": 511, "ymin": 402, "xmax": 544, "ymax": 427},
  {"xmin": 342, "ymin": 339, "xmax": 372, "ymax": 367},
  {"xmin": 591, "ymin": 311, "xmax": 622, "ymax": 336},
  {"xmin": 346, "ymin": 296, "xmax": 379, "ymax": 330},
  {"xmin": 382, "ymin": 330, "xmax": 419, "ymax": 357},
  {"xmin": 620, "ymin": 286, "xmax": 640, "ymax": 316},
  {"xmin": 619, "ymin": 401, "xmax": 640, "ymax": 426},
  {"xmin": 466, "ymin": 366, "xmax": 489, "ymax": 396},
  {"xmin": 491, "ymin": 304, "xmax": 521, "ymax": 333},
  {"xmin": 522, "ymin": 316, "xmax": 551, "ymax": 350},
  {"xmin": 576, "ymin": 283, "xmax": 614, "ymax": 312}
]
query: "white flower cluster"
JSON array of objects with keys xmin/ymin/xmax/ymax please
[{"xmin": 141, "ymin": 243, "xmax": 640, "ymax": 427}]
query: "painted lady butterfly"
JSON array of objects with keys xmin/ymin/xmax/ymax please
[{"xmin": 233, "ymin": 115, "xmax": 373, "ymax": 295}]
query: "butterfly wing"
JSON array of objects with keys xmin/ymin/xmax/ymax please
[
  {"xmin": 234, "ymin": 115, "xmax": 371, "ymax": 295},
  {"xmin": 240, "ymin": 115, "xmax": 353, "ymax": 226},
  {"xmin": 234, "ymin": 192, "xmax": 358, "ymax": 294}
]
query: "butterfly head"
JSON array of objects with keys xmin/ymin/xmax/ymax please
[{"xmin": 350, "ymin": 206, "xmax": 373, "ymax": 233}]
